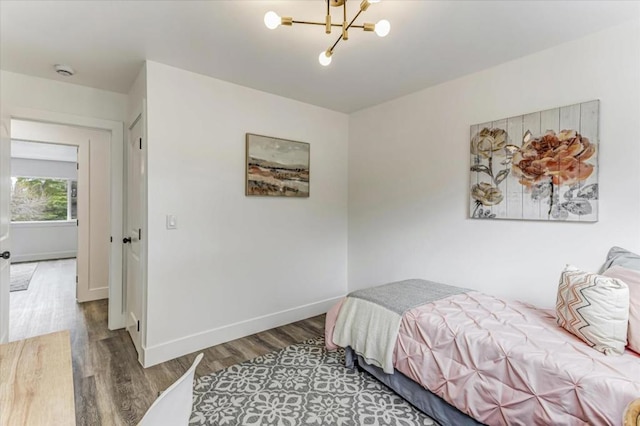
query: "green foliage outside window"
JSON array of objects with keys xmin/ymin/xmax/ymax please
[{"xmin": 11, "ymin": 177, "xmax": 69, "ymax": 221}]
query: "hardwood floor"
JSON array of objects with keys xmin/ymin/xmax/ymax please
[
  {"xmin": 10, "ymin": 259, "xmax": 79, "ymax": 341},
  {"xmin": 1, "ymin": 331, "xmax": 76, "ymax": 425},
  {"xmin": 9, "ymin": 259, "xmax": 326, "ymax": 425}
]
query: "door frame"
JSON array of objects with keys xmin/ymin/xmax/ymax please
[
  {"xmin": 0, "ymin": 116, "xmax": 11, "ymax": 343},
  {"xmin": 0, "ymin": 106, "xmax": 125, "ymax": 338}
]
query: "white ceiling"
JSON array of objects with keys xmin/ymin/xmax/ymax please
[{"xmin": 1, "ymin": 1, "xmax": 638, "ymax": 113}]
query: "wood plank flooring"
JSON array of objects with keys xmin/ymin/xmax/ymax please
[
  {"xmin": 9, "ymin": 259, "xmax": 326, "ymax": 425},
  {"xmin": 1, "ymin": 331, "xmax": 76, "ymax": 426}
]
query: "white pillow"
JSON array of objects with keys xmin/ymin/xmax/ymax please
[{"xmin": 556, "ymin": 265, "xmax": 629, "ymax": 355}]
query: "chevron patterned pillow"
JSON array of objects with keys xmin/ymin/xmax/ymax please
[{"xmin": 556, "ymin": 265, "xmax": 629, "ymax": 355}]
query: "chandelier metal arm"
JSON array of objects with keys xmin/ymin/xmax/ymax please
[
  {"xmin": 291, "ymin": 20, "xmax": 365, "ymax": 29},
  {"xmin": 342, "ymin": 1, "xmax": 348, "ymax": 40},
  {"xmin": 327, "ymin": 34, "xmax": 341, "ymax": 56},
  {"xmin": 326, "ymin": 0, "xmax": 331, "ymax": 33},
  {"xmin": 327, "ymin": 7, "xmax": 364, "ymax": 55},
  {"xmin": 345, "ymin": 9, "xmax": 364, "ymax": 33}
]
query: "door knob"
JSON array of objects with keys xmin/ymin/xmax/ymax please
[
  {"xmin": 0, "ymin": 251, "xmax": 10, "ymax": 260},
  {"xmin": 123, "ymin": 237, "xmax": 132, "ymax": 244}
]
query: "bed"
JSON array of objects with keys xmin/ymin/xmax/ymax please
[{"xmin": 325, "ymin": 279, "xmax": 640, "ymax": 426}]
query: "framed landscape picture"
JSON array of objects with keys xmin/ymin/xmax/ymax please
[
  {"xmin": 245, "ymin": 133, "xmax": 310, "ymax": 197},
  {"xmin": 469, "ymin": 100, "xmax": 599, "ymax": 222}
]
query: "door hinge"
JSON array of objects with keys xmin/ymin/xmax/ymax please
[
  {"xmin": 139, "ymin": 137, "xmax": 142, "ymax": 150},
  {"xmin": 138, "ymin": 228, "xmax": 141, "ymax": 240},
  {"xmin": 137, "ymin": 320, "xmax": 140, "ymax": 332},
  {"xmin": 75, "ymin": 275, "xmax": 78, "ymax": 283},
  {"xmin": 110, "ymin": 236, "xmax": 113, "ymax": 243},
  {"xmin": 76, "ymin": 220, "xmax": 79, "ymax": 227},
  {"xmin": 76, "ymin": 163, "xmax": 79, "ymax": 170}
]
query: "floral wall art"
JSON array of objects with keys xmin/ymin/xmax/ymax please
[{"xmin": 470, "ymin": 100, "xmax": 599, "ymax": 221}]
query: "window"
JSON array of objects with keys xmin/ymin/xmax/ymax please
[{"xmin": 11, "ymin": 177, "xmax": 78, "ymax": 222}]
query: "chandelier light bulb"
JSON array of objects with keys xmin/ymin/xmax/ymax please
[
  {"xmin": 374, "ymin": 19, "xmax": 390, "ymax": 37},
  {"xmin": 369, "ymin": 0, "xmax": 381, "ymax": 3},
  {"xmin": 264, "ymin": 11, "xmax": 281, "ymax": 30},
  {"xmin": 318, "ymin": 51, "xmax": 332, "ymax": 66}
]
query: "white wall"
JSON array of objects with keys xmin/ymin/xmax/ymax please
[
  {"xmin": 127, "ymin": 64, "xmax": 147, "ymax": 123},
  {"xmin": 0, "ymin": 71, "xmax": 127, "ymax": 122},
  {"xmin": 143, "ymin": 61, "xmax": 348, "ymax": 365},
  {"xmin": 348, "ymin": 20, "xmax": 640, "ymax": 308},
  {"xmin": 11, "ymin": 222, "xmax": 77, "ymax": 263}
]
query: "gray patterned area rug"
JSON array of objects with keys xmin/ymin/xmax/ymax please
[
  {"xmin": 190, "ymin": 337, "xmax": 435, "ymax": 426},
  {"xmin": 10, "ymin": 262, "xmax": 38, "ymax": 292}
]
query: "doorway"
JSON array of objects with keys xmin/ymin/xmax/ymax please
[
  {"xmin": 0, "ymin": 110, "xmax": 125, "ymax": 343},
  {"xmin": 3, "ymin": 119, "xmax": 121, "ymax": 340},
  {"xmin": 9, "ymin": 140, "xmax": 79, "ymax": 339}
]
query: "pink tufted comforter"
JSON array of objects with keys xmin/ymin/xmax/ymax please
[{"xmin": 329, "ymin": 291, "xmax": 640, "ymax": 425}]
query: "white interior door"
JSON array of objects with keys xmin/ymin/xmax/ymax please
[
  {"xmin": 125, "ymin": 116, "xmax": 144, "ymax": 356},
  {"xmin": 0, "ymin": 117, "xmax": 11, "ymax": 343}
]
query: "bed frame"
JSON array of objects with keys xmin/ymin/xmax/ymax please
[{"xmin": 345, "ymin": 347, "xmax": 483, "ymax": 426}]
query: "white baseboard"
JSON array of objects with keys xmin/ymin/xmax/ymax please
[
  {"xmin": 12, "ymin": 251, "xmax": 77, "ymax": 263},
  {"xmin": 142, "ymin": 296, "xmax": 344, "ymax": 367},
  {"xmin": 77, "ymin": 286, "xmax": 108, "ymax": 303}
]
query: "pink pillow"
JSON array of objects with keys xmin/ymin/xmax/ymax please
[{"xmin": 603, "ymin": 265, "xmax": 640, "ymax": 354}]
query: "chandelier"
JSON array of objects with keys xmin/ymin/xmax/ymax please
[{"xmin": 264, "ymin": 0, "xmax": 390, "ymax": 66}]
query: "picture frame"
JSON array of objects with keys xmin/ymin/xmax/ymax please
[
  {"xmin": 469, "ymin": 100, "xmax": 599, "ymax": 222},
  {"xmin": 245, "ymin": 133, "xmax": 310, "ymax": 197}
]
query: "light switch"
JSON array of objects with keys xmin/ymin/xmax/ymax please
[{"xmin": 166, "ymin": 215, "xmax": 177, "ymax": 230}]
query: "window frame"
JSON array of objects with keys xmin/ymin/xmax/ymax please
[{"xmin": 10, "ymin": 176, "xmax": 78, "ymax": 223}]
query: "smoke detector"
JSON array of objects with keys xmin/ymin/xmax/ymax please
[{"xmin": 54, "ymin": 64, "xmax": 75, "ymax": 77}]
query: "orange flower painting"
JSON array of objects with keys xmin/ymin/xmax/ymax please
[
  {"xmin": 512, "ymin": 129, "xmax": 595, "ymax": 187},
  {"xmin": 470, "ymin": 101, "xmax": 599, "ymax": 221}
]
